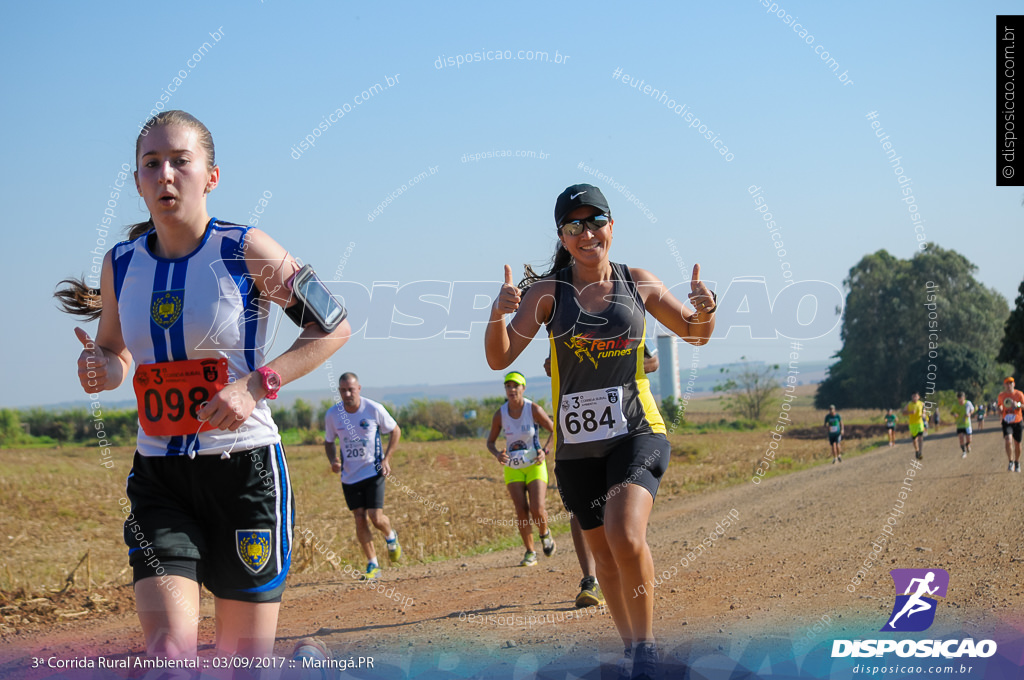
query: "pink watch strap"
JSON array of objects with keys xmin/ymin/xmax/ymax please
[{"xmin": 257, "ymin": 366, "xmax": 281, "ymax": 400}]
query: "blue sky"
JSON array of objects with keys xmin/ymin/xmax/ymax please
[{"xmin": 2, "ymin": 1, "xmax": 1018, "ymax": 408}]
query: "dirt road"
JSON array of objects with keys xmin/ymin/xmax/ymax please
[{"xmin": 3, "ymin": 426, "xmax": 1023, "ymax": 678}]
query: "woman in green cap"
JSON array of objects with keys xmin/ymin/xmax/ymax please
[{"xmin": 486, "ymin": 370, "xmax": 556, "ymax": 566}]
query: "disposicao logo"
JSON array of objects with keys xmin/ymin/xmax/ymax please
[
  {"xmin": 831, "ymin": 568, "xmax": 997, "ymax": 659},
  {"xmin": 882, "ymin": 568, "xmax": 948, "ymax": 632}
]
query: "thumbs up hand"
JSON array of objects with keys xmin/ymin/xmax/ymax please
[
  {"xmin": 686, "ymin": 264, "xmax": 716, "ymax": 317},
  {"xmin": 75, "ymin": 327, "xmax": 110, "ymax": 394},
  {"xmin": 494, "ymin": 264, "xmax": 522, "ymax": 315}
]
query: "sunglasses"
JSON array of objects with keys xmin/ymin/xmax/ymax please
[{"xmin": 559, "ymin": 214, "xmax": 610, "ymax": 237}]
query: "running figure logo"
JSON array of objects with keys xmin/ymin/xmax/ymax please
[
  {"xmin": 564, "ymin": 334, "xmax": 599, "ymax": 369},
  {"xmin": 881, "ymin": 568, "xmax": 949, "ymax": 632}
]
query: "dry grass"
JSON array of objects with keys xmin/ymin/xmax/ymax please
[{"xmin": 0, "ymin": 388, "xmax": 890, "ymax": 606}]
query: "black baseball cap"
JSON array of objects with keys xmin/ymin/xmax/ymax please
[{"xmin": 554, "ymin": 183, "xmax": 611, "ymax": 227}]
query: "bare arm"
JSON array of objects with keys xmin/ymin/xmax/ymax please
[
  {"xmin": 531, "ymin": 401, "xmax": 554, "ymax": 463},
  {"xmin": 485, "ymin": 410, "xmax": 508, "ymax": 464},
  {"xmin": 632, "ymin": 264, "xmax": 715, "ymax": 346},
  {"xmin": 380, "ymin": 424, "xmax": 401, "ymax": 476},
  {"xmin": 484, "ymin": 265, "xmax": 555, "ymax": 370},
  {"xmin": 532, "ymin": 401, "xmax": 554, "ymax": 452},
  {"xmin": 75, "ymin": 250, "xmax": 133, "ymax": 393},
  {"xmin": 643, "ymin": 352, "xmax": 659, "ymax": 373},
  {"xmin": 197, "ymin": 229, "xmax": 351, "ymax": 431},
  {"xmin": 324, "ymin": 440, "xmax": 340, "ymax": 473}
]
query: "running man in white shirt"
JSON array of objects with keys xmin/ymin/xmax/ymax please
[
  {"xmin": 950, "ymin": 392, "xmax": 975, "ymax": 458},
  {"xmin": 324, "ymin": 372, "xmax": 402, "ymax": 580}
]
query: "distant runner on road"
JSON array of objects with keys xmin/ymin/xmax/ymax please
[
  {"xmin": 997, "ymin": 377, "xmax": 1024, "ymax": 473},
  {"xmin": 884, "ymin": 409, "xmax": 897, "ymax": 448},
  {"xmin": 824, "ymin": 405, "xmax": 843, "ymax": 464},
  {"xmin": 486, "ymin": 371, "xmax": 556, "ymax": 568},
  {"xmin": 324, "ymin": 372, "xmax": 403, "ymax": 580},
  {"xmin": 903, "ymin": 392, "xmax": 926, "ymax": 460},
  {"xmin": 950, "ymin": 392, "xmax": 974, "ymax": 458}
]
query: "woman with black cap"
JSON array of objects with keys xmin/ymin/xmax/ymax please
[{"xmin": 485, "ymin": 183, "xmax": 715, "ymax": 680}]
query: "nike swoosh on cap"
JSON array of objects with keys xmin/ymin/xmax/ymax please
[{"xmin": 570, "ymin": 191, "xmax": 586, "ymax": 199}]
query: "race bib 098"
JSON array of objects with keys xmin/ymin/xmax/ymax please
[
  {"xmin": 133, "ymin": 358, "xmax": 229, "ymax": 437},
  {"xmin": 559, "ymin": 387, "xmax": 627, "ymax": 444}
]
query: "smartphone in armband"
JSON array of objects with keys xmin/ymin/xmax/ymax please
[{"xmin": 287, "ymin": 264, "xmax": 347, "ymax": 332}]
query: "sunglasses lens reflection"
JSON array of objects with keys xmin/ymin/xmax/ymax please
[{"xmin": 561, "ymin": 215, "xmax": 609, "ymax": 236}]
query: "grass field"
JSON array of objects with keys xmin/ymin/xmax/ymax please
[{"xmin": 0, "ymin": 386, "xmax": 916, "ymax": 629}]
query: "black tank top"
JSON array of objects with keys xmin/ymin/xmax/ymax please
[{"xmin": 546, "ymin": 263, "xmax": 665, "ymax": 460}]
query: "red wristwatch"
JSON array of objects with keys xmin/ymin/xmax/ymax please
[{"xmin": 256, "ymin": 366, "xmax": 282, "ymax": 400}]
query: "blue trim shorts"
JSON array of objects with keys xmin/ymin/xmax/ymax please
[{"xmin": 123, "ymin": 443, "xmax": 294, "ymax": 603}]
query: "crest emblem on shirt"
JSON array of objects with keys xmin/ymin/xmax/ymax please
[
  {"xmin": 360, "ymin": 419, "xmax": 371, "ymax": 429},
  {"xmin": 606, "ymin": 389, "xmax": 619, "ymax": 404},
  {"xmin": 151, "ymin": 290, "xmax": 184, "ymax": 329},
  {"xmin": 236, "ymin": 529, "xmax": 272, "ymax": 573}
]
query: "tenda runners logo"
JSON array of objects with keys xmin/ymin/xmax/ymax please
[
  {"xmin": 882, "ymin": 568, "xmax": 948, "ymax": 632},
  {"xmin": 832, "ymin": 568, "xmax": 997, "ymax": 659}
]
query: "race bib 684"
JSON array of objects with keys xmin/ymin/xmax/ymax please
[{"xmin": 559, "ymin": 387, "xmax": 627, "ymax": 444}]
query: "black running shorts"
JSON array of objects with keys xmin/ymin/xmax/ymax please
[
  {"xmin": 342, "ymin": 473, "xmax": 386, "ymax": 511},
  {"xmin": 554, "ymin": 433, "xmax": 669, "ymax": 531},
  {"xmin": 123, "ymin": 443, "xmax": 294, "ymax": 603}
]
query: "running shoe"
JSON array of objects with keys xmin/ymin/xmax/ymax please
[
  {"xmin": 520, "ymin": 551, "xmax": 538, "ymax": 567},
  {"xmin": 360, "ymin": 563, "xmax": 382, "ymax": 580},
  {"xmin": 631, "ymin": 642, "xmax": 659, "ymax": 680},
  {"xmin": 292, "ymin": 637, "xmax": 332, "ymax": 680},
  {"xmin": 1017, "ymin": 462, "xmax": 1021, "ymax": 473},
  {"xmin": 575, "ymin": 576, "xmax": 605, "ymax": 608},
  {"xmin": 541, "ymin": 532, "xmax": 556, "ymax": 557},
  {"xmin": 617, "ymin": 646, "xmax": 632, "ymax": 680},
  {"xmin": 837, "ymin": 456, "xmax": 842, "ymax": 463},
  {"xmin": 1009, "ymin": 462, "xmax": 1015, "ymax": 472},
  {"xmin": 915, "ymin": 451, "xmax": 922, "ymax": 460},
  {"xmin": 832, "ymin": 458, "xmax": 837, "ymax": 465},
  {"xmin": 387, "ymin": 531, "xmax": 402, "ymax": 563},
  {"xmin": 962, "ymin": 451, "xmax": 967, "ymax": 458}
]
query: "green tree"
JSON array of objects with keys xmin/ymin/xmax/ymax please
[
  {"xmin": 817, "ymin": 245, "xmax": 1009, "ymax": 409},
  {"xmin": 400, "ymin": 398, "xmax": 461, "ymax": 438},
  {"xmin": 292, "ymin": 399, "xmax": 314, "ymax": 430},
  {"xmin": 271, "ymin": 402, "xmax": 296, "ymax": 430},
  {"xmin": 998, "ymin": 278, "xmax": 1024, "ymax": 380},
  {"xmin": 714, "ymin": 358, "xmax": 781, "ymax": 422},
  {"xmin": 0, "ymin": 409, "xmax": 25, "ymax": 446},
  {"xmin": 660, "ymin": 396, "xmax": 681, "ymax": 429},
  {"xmin": 907, "ymin": 345, "xmax": 1005, "ymax": 402},
  {"xmin": 315, "ymin": 399, "xmax": 335, "ymax": 426}
]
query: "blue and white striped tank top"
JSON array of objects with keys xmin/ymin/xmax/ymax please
[{"xmin": 112, "ymin": 218, "xmax": 280, "ymax": 456}]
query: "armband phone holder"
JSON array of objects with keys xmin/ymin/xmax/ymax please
[{"xmin": 285, "ymin": 264, "xmax": 347, "ymax": 333}]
